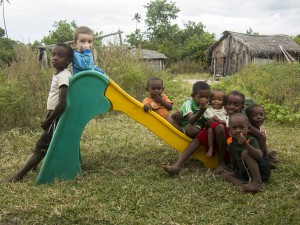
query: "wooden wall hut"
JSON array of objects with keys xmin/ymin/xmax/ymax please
[
  {"xmin": 206, "ymin": 31, "xmax": 300, "ymax": 76},
  {"xmin": 129, "ymin": 48, "xmax": 167, "ymax": 71}
]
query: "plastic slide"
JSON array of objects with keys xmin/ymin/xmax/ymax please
[{"xmin": 36, "ymin": 71, "xmax": 219, "ymax": 184}]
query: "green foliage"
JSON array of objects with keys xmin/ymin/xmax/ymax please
[
  {"xmin": 1, "ymin": 117, "xmax": 300, "ymax": 224},
  {"xmin": 0, "ymin": 27, "xmax": 5, "ymax": 37},
  {"xmin": 0, "ymin": 34, "xmax": 17, "ymax": 64},
  {"xmin": 170, "ymin": 59, "xmax": 207, "ymax": 74},
  {"xmin": 126, "ymin": 1, "xmax": 216, "ymax": 70},
  {"xmin": 144, "ymin": 0, "xmax": 180, "ymax": 37},
  {"xmin": 293, "ymin": 34, "xmax": 300, "ymax": 45},
  {"xmin": 213, "ymin": 63, "xmax": 300, "ymax": 124},
  {"xmin": 0, "ymin": 44, "xmax": 50, "ymax": 130},
  {"xmin": 95, "ymin": 45, "xmax": 182, "ymax": 102},
  {"xmin": 42, "ymin": 20, "xmax": 77, "ymax": 45}
]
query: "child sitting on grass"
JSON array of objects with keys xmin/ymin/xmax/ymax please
[
  {"xmin": 72, "ymin": 26, "xmax": 105, "ymax": 76},
  {"xmin": 203, "ymin": 89, "xmax": 228, "ymax": 156},
  {"xmin": 163, "ymin": 91, "xmax": 245, "ymax": 175},
  {"xmin": 8, "ymin": 43, "xmax": 73, "ymax": 182},
  {"xmin": 224, "ymin": 113, "xmax": 271, "ymax": 193},
  {"xmin": 172, "ymin": 81, "xmax": 210, "ymax": 138},
  {"xmin": 142, "ymin": 77, "xmax": 183, "ymax": 132},
  {"xmin": 246, "ymin": 104, "xmax": 280, "ymax": 169}
]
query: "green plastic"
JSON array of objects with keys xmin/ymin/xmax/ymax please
[{"xmin": 36, "ymin": 71, "xmax": 111, "ymax": 184}]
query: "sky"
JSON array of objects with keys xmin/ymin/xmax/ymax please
[{"xmin": 2, "ymin": 0, "xmax": 300, "ymax": 44}]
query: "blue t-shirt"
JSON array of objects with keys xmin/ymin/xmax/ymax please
[{"xmin": 72, "ymin": 49, "xmax": 105, "ymax": 76}]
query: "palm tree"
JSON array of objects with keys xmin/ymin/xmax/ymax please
[
  {"xmin": 132, "ymin": 13, "xmax": 141, "ymax": 31},
  {"xmin": 0, "ymin": 0, "xmax": 10, "ymax": 38}
]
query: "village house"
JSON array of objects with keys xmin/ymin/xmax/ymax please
[
  {"xmin": 128, "ymin": 48, "xmax": 167, "ymax": 71},
  {"xmin": 206, "ymin": 31, "xmax": 300, "ymax": 76}
]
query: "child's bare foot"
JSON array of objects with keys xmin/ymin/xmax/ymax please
[
  {"xmin": 214, "ymin": 163, "xmax": 227, "ymax": 174},
  {"xmin": 7, "ymin": 174, "xmax": 22, "ymax": 183},
  {"xmin": 162, "ymin": 164, "xmax": 179, "ymax": 176},
  {"xmin": 206, "ymin": 147, "xmax": 214, "ymax": 157},
  {"xmin": 241, "ymin": 182, "xmax": 263, "ymax": 193}
]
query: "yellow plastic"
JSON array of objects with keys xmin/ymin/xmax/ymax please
[{"xmin": 105, "ymin": 79, "xmax": 219, "ymax": 168}]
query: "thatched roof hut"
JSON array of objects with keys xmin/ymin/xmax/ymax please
[
  {"xmin": 129, "ymin": 48, "xmax": 167, "ymax": 71},
  {"xmin": 206, "ymin": 31, "xmax": 300, "ymax": 76}
]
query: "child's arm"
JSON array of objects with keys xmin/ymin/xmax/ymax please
[
  {"xmin": 211, "ymin": 115, "xmax": 226, "ymax": 124},
  {"xmin": 73, "ymin": 50, "xmax": 96, "ymax": 71},
  {"xmin": 188, "ymin": 99, "xmax": 207, "ymax": 125},
  {"xmin": 143, "ymin": 104, "xmax": 152, "ymax": 112},
  {"xmin": 152, "ymin": 95, "xmax": 173, "ymax": 111},
  {"xmin": 248, "ymin": 125, "xmax": 268, "ymax": 155},
  {"xmin": 41, "ymin": 85, "xmax": 68, "ymax": 130},
  {"xmin": 238, "ymin": 133, "xmax": 263, "ymax": 161}
]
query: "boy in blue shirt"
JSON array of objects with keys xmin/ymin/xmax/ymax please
[{"xmin": 72, "ymin": 26, "xmax": 105, "ymax": 75}]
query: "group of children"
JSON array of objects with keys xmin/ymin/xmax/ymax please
[
  {"xmin": 7, "ymin": 25, "xmax": 278, "ymax": 193},
  {"xmin": 143, "ymin": 78, "xmax": 279, "ymax": 193}
]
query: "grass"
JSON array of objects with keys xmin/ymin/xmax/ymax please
[{"xmin": 1, "ymin": 112, "xmax": 300, "ymax": 224}]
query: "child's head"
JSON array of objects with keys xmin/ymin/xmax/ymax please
[
  {"xmin": 229, "ymin": 113, "xmax": 249, "ymax": 139},
  {"xmin": 245, "ymin": 104, "xmax": 265, "ymax": 129},
  {"xmin": 210, "ymin": 89, "xmax": 226, "ymax": 109},
  {"xmin": 51, "ymin": 43, "xmax": 73, "ymax": 72},
  {"xmin": 225, "ymin": 91, "xmax": 245, "ymax": 116},
  {"xmin": 73, "ymin": 26, "xmax": 94, "ymax": 52},
  {"xmin": 191, "ymin": 81, "xmax": 211, "ymax": 106},
  {"xmin": 146, "ymin": 77, "xmax": 164, "ymax": 97}
]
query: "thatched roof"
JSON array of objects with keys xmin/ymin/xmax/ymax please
[
  {"xmin": 207, "ymin": 31, "xmax": 300, "ymax": 58},
  {"xmin": 129, "ymin": 48, "xmax": 167, "ymax": 59}
]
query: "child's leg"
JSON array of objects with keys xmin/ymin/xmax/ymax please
[
  {"xmin": 214, "ymin": 124, "xmax": 227, "ymax": 173},
  {"xmin": 184, "ymin": 124, "xmax": 200, "ymax": 138},
  {"xmin": 241, "ymin": 150, "xmax": 263, "ymax": 192},
  {"xmin": 7, "ymin": 146, "xmax": 46, "ymax": 182},
  {"xmin": 223, "ymin": 171, "xmax": 247, "ymax": 185},
  {"xmin": 165, "ymin": 116, "xmax": 185, "ymax": 133},
  {"xmin": 163, "ymin": 138, "xmax": 202, "ymax": 176},
  {"xmin": 206, "ymin": 127, "xmax": 214, "ymax": 157}
]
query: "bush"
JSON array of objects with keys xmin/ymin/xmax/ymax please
[
  {"xmin": 213, "ymin": 63, "xmax": 300, "ymax": 124},
  {"xmin": 169, "ymin": 59, "xmax": 207, "ymax": 74},
  {"xmin": 0, "ymin": 44, "xmax": 50, "ymax": 130}
]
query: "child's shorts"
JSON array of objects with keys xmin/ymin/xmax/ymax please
[
  {"xmin": 197, "ymin": 122, "xmax": 230, "ymax": 162},
  {"xmin": 235, "ymin": 156, "xmax": 271, "ymax": 183},
  {"xmin": 35, "ymin": 118, "xmax": 59, "ymax": 153}
]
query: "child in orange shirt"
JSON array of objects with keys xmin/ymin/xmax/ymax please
[{"xmin": 142, "ymin": 77, "xmax": 183, "ymax": 132}]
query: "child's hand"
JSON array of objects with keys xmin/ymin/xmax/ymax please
[
  {"xmin": 82, "ymin": 44, "xmax": 91, "ymax": 51},
  {"xmin": 143, "ymin": 104, "xmax": 152, "ymax": 112},
  {"xmin": 40, "ymin": 119, "xmax": 51, "ymax": 130},
  {"xmin": 199, "ymin": 98, "xmax": 208, "ymax": 109},
  {"xmin": 237, "ymin": 133, "xmax": 246, "ymax": 145},
  {"xmin": 152, "ymin": 95, "xmax": 163, "ymax": 103}
]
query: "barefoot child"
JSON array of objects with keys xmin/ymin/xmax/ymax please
[
  {"xmin": 224, "ymin": 113, "xmax": 271, "ymax": 193},
  {"xmin": 163, "ymin": 90, "xmax": 245, "ymax": 176},
  {"xmin": 8, "ymin": 43, "xmax": 73, "ymax": 182},
  {"xmin": 142, "ymin": 77, "xmax": 183, "ymax": 131},
  {"xmin": 203, "ymin": 89, "xmax": 228, "ymax": 156},
  {"xmin": 72, "ymin": 26, "xmax": 105, "ymax": 76},
  {"xmin": 174, "ymin": 81, "xmax": 211, "ymax": 138},
  {"xmin": 246, "ymin": 104, "xmax": 279, "ymax": 168}
]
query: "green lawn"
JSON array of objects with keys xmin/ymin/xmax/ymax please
[{"xmin": 1, "ymin": 113, "xmax": 300, "ymax": 224}]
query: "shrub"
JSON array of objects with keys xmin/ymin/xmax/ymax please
[{"xmin": 213, "ymin": 63, "xmax": 300, "ymax": 124}]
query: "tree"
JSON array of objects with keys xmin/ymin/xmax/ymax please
[
  {"xmin": 132, "ymin": 13, "xmax": 141, "ymax": 31},
  {"xmin": 0, "ymin": 26, "xmax": 5, "ymax": 37},
  {"xmin": 246, "ymin": 27, "xmax": 259, "ymax": 35},
  {"xmin": 42, "ymin": 20, "xmax": 77, "ymax": 45},
  {"xmin": 144, "ymin": 0, "xmax": 180, "ymax": 43},
  {"xmin": 0, "ymin": 0, "xmax": 10, "ymax": 38},
  {"xmin": 294, "ymin": 34, "xmax": 300, "ymax": 45}
]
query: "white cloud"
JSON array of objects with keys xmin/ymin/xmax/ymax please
[{"xmin": 2, "ymin": 0, "xmax": 300, "ymax": 43}]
